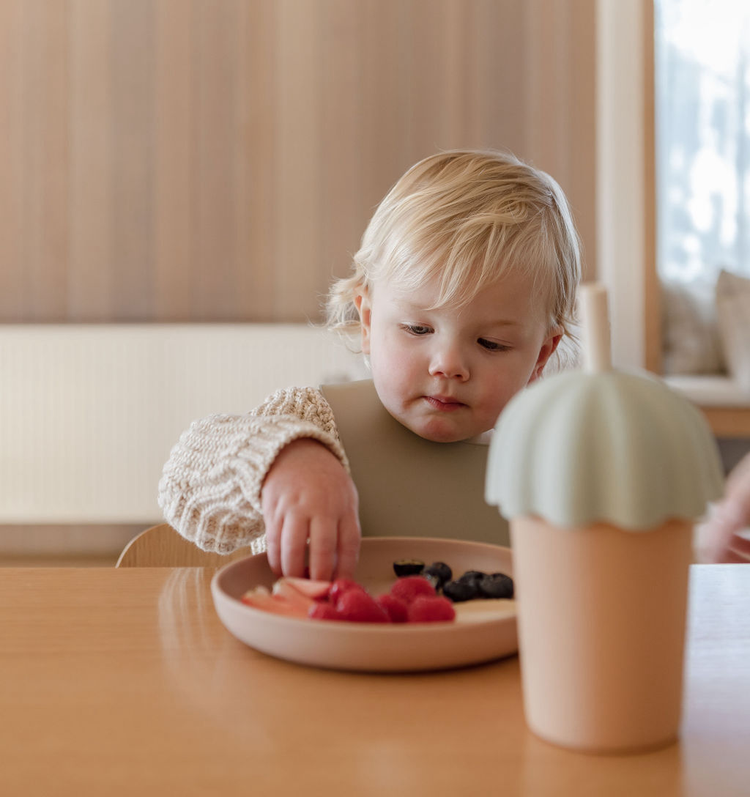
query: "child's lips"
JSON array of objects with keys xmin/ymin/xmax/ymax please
[{"xmin": 424, "ymin": 395, "xmax": 466, "ymax": 412}]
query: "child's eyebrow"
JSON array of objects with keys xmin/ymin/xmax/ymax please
[
  {"xmin": 484, "ymin": 318, "xmax": 523, "ymax": 328},
  {"xmin": 393, "ymin": 298, "xmax": 525, "ymax": 328},
  {"xmin": 398, "ymin": 303, "xmax": 523, "ymax": 329}
]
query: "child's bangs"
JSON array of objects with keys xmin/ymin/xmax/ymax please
[{"xmin": 382, "ymin": 216, "xmax": 553, "ymax": 315}]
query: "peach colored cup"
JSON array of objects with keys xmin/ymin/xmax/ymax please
[{"xmin": 510, "ymin": 516, "xmax": 693, "ymax": 754}]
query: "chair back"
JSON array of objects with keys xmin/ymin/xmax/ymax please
[{"xmin": 116, "ymin": 523, "xmax": 256, "ymax": 567}]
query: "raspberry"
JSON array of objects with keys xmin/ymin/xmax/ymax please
[
  {"xmin": 329, "ymin": 578, "xmax": 365, "ymax": 605},
  {"xmin": 376, "ymin": 594, "xmax": 409, "ymax": 623},
  {"xmin": 336, "ymin": 589, "xmax": 390, "ymax": 623},
  {"xmin": 390, "ymin": 576, "xmax": 436, "ymax": 604},
  {"xmin": 308, "ymin": 602, "xmax": 343, "ymax": 621},
  {"xmin": 407, "ymin": 595, "xmax": 456, "ymax": 623}
]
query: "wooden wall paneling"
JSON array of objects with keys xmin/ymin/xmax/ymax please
[
  {"xmin": 441, "ymin": 0, "xmax": 470, "ymax": 146},
  {"xmin": 0, "ymin": 1, "xmax": 25, "ymax": 321},
  {"xmin": 243, "ymin": 0, "xmax": 279, "ymax": 321},
  {"xmin": 355, "ymin": 0, "xmax": 401, "ymax": 222},
  {"xmin": 238, "ymin": 0, "xmax": 275, "ymax": 321},
  {"xmin": 194, "ymin": 0, "xmax": 240, "ymax": 321},
  {"xmin": 154, "ymin": 0, "xmax": 194, "ymax": 321},
  {"xmin": 241, "ymin": 1, "xmax": 279, "ymax": 321},
  {"xmin": 25, "ymin": 0, "xmax": 69, "ymax": 320},
  {"xmin": 523, "ymin": 0, "xmax": 597, "ymax": 282},
  {"xmin": 524, "ymin": 0, "xmax": 570, "ymax": 175},
  {"xmin": 275, "ymin": 0, "xmax": 323, "ymax": 321},
  {"xmin": 467, "ymin": 0, "xmax": 525, "ymax": 153},
  {"xmin": 111, "ymin": 0, "xmax": 155, "ymax": 320},
  {"xmin": 468, "ymin": 0, "xmax": 508, "ymax": 151},
  {"xmin": 0, "ymin": 0, "xmax": 600, "ymax": 325},
  {"xmin": 407, "ymin": 0, "xmax": 447, "ymax": 160},
  {"xmin": 464, "ymin": 0, "xmax": 485, "ymax": 148},
  {"xmin": 567, "ymin": 0, "xmax": 598, "ymax": 283},
  {"xmin": 319, "ymin": 0, "xmax": 365, "ymax": 289},
  {"xmin": 69, "ymin": 0, "xmax": 113, "ymax": 320}
]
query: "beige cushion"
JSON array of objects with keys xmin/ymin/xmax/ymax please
[
  {"xmin": 661, "ymin": 278, "xmax": 725, "ymax": 375},
  {"xmin": 716, "ymin": 270, "xmax": 750, "ymax": 394}
]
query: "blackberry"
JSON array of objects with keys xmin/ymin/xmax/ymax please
[
  {"xmin": 421, "ymin": 572, "xmax": 442, "ymax": 591},
  {"xmin": 457, "ymin": 570, "xmax": 486, "ymax": 586},
  {"xmin": 478, "ymin": 573, "xmax": 514, "ymax": 599},
  {"xmin": 442, "ymin": 579, "xmax": 479, "ymax": 602},
  {"xmin": 423, "ymin": 561, "xmax": 453, "ymax": 589}
]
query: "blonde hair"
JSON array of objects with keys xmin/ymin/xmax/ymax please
[{"xmin": 325, "ymin": 149, "xmax": 582, "ymax": 364}]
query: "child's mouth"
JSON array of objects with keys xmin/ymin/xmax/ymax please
[{"xmin": 424, "ymin": 396, "xmax": 465, "ymax": 412}]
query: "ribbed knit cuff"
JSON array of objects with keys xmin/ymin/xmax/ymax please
[{"xmin": 158, "ymin": 414, "xmax": 348, "ymax": 554}]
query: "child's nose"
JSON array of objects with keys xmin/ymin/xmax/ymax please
[{"xmin": 428, "ymin": 344, "xmax": 470, "ymax": 381}]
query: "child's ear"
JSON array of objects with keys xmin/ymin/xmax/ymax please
[
  {"xmin": 354, "ymin": 288, "xmax": 372, "ymax": 355},
  {"xmin": 529, "ymin": 329, "xmax": 563, "ymax": 382}
]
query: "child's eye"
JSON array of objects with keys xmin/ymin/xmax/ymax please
[
  {"xmin": 478, "ymin": 338, "xmax": 510, "ymax": 352},
  {"xmin": 402, "ymin": 324, "xmax": 432, "ymax": 336}
]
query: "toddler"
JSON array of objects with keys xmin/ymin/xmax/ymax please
[{"xmin": 158, "ymin": 149, "xmax": 582, "ymax": 580}]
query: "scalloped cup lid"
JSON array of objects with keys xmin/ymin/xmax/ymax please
[{"xmin": 485, "ymin": 368, "xmax": 725, "ymax": 530}]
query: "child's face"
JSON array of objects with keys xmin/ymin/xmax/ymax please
[{"xmin": 356, "ymin": 271, "xmax": 560, "ymax": 442}]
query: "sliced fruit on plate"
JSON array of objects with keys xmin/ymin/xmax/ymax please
[
  {"xmin": 241, "ymin": 586, "xmax": 309, "ymax": 618},
  {"xmin": 280, "ymin": 576, "xmax": 332, "ymax": 601},
  {"xmin": 272, "ymin": 579, "xmax": 318, "ymax": 611}
]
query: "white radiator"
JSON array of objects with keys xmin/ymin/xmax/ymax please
[{"xmin": 0, "ymin": 324, "xmax": 367, "ymax": 527}]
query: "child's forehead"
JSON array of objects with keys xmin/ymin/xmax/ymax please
[
  {"xmin": 377, "ymin": 266, "xmax": 538, "ymax": 302},
  {"xmin": 374, "ymin": 270, "xmax": 550, "ymax": 325}
]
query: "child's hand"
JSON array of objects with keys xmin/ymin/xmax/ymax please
[
  {"xmin": 699, "ymin": 452, "xmax": 750, "ymax": 564},
  {"xmin": 260, "ymin": 438, "xmax": 361, "ymax": 581}
]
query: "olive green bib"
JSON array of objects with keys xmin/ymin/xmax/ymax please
[{"xmin": 320, "ymin": 380, "xmax": 509, "ymax": 547}]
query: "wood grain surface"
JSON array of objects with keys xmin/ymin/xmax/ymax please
[{"xmin": 0, "ymin": 564, "xmax": 747, "ymax": 796}]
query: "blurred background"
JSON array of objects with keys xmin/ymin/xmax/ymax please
[{"xmin": 0, "ymin": 0, "xmax": 598, "ymax": 325}]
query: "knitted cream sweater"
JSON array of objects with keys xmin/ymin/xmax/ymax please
[{"xmin": 157, "ymin": 387, "xmax": 349, "ymax": 555}]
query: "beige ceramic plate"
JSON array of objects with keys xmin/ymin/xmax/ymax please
[{"xmin": 211, "ymin": 537, "xmax": 517, "ymax": 672}]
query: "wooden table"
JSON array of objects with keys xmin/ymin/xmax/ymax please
[{"xmin": 1, "ymin": 565, "xmax": 748, "ymax": 796}]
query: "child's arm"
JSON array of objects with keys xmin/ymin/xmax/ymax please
[
  {"xmin": 158, "ymin": 387, "xmax": 359, "ymax": 577},
  {"xmin": 700, "ymin": 452, "xmax": 750, "ymax": 563}
]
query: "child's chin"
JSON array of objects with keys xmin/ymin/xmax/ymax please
[{"xmin": 409, "ymin": 418, "xmax": 471, "ymax": 444}]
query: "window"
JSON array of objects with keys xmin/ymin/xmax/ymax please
[{"xmin": 656, "ymin": 0, "xmax": 750, "ymax": 283}]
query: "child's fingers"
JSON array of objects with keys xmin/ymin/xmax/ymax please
[
  {"xmin": 264, "ymin": 520, "xmax": 282, "ymax": 576},
  {"xmin": 308, "ymin": 518, "xmax": 338, "ymax": 582},
  {"xmin": 335, "ymin": 515, "xmax": 361, "ymax": 580},
  {"xmin": 266, "ymin": 542, "xmax": 281, "ymax": 576},
  {"xmin": 724, "ymin": 547, "xmax": 750, "ymax": 564},
  {"xmin": 700, "ymin": 500, "xmax": 746, "ymax": 563},
  {"xmin": 727, "ymin": 533, "xmax": 750, "ymax": 562},
  {"xmin": 280, "ymin": 516, "xmax": 310, "ymax": 577}
]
